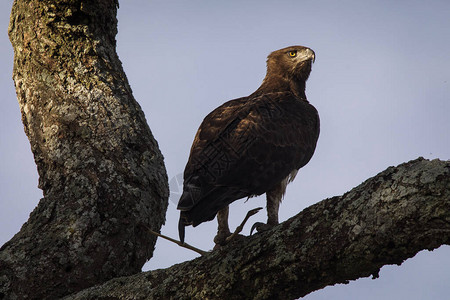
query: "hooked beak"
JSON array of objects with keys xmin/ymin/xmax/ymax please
[{"xmin": 301, "ymin": 48, "xmax": 315, "ymax": 63}]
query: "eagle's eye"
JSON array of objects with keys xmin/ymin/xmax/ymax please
[{"xmin": 288, "ymin": 51, "xmax": 297, "ymax": 57}]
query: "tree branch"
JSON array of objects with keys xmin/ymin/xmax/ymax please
[{"xmin": 64, "ymin": 158, "xmax": 450, "ymax": 300}]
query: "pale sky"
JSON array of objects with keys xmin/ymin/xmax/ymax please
[{"xmin": 1, "ymin": 1, "xmax": 449, "ymax": 299}]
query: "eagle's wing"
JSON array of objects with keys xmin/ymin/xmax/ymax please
[
  {"xmin": 220, "ymin": 91, "xmax": 320, "ymax": 194},
  {"xmin": 183, "ymin": 96, "xmax": 249, "ymax": 179},
  {"xmin": 178, "ymin": 92, "xmax": 319, "ymax": 226}
]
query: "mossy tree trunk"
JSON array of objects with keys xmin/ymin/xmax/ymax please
[{"xmin": 1, "ymin": 0, "xmax": 168, "ymax": 299}]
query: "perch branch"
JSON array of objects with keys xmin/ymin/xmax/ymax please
[{"xmin": 64, "ymin": 158, "xmax": 450, "ymax": 300}]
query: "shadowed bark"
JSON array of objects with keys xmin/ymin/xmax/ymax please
[
  {"xmin": 64, "ymin": 158, "xmax": 449, "ymax": 300},
  {"xmin": 1, "ymin": 0, "xmax": 168, "ymax": 299}
]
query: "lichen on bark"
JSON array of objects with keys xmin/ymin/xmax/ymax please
[
  {"xmin": 1, "ymin": 0, "xmax": 168, "ymax": 299},
  {"xmin": 63, "ymin": 158, "xmax": 450, "ymax": 300}
]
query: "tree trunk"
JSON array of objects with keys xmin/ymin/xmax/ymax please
[
  {"xmin": 63, "ymin": 158, "xmax": 449, "ymax": 300},
  {"xmin": 1, "ymin": 1, "xmax": 168, "ymax": 299}
]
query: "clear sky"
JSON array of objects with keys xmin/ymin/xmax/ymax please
[{"xmin": 1, "ymin": 1, "xmax": 449, "ymax": 299}]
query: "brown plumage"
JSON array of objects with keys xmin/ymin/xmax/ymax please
[{"xmin": 177, "ymin": 46, "xmax": 320, "ymax": 245}]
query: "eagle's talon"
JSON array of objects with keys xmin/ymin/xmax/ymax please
[
  {"xmin": 250, "ymin": 222, "xmax": 272, "ymax": 235},
  {"xmin": 214, "ymin": 233, "xmax": 245, "ymax": 250},
  {"xmin": 214, "ymin": 230, "xmax": 231, "ymax": 246}
]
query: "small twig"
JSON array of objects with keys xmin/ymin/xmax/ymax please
[
  {"xmin": 142, "ymin": 207, "xmax": 262, "ymax": 255},
  {"xmin": 226, "ymin": 207, "xmax": 263, "ymax": 242},
  {"xmin": 142, "ymin": 225, "xmax": 209, "ymax": 256}
]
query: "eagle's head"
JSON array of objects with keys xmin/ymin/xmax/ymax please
[{"xmin": 266, "ymin": 45, "xmax": 315, "ymax": 83}]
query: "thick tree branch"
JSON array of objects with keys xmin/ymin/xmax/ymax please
[
  {"xmin": 64, "ymin": 158, "xmax": 450, "ymax": 300},
  {"xmin": 1, "ymin": 1, "xmax": 168, "ymax": 299}
]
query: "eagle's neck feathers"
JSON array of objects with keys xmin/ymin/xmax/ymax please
[{"xmin": 255, "ymin": 74, "xmax": 307, "ymax": 100}]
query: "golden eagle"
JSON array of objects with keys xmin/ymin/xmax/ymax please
[{"xmin": 177, "ymin": 46, "xmax": 320, "ymax": 246}]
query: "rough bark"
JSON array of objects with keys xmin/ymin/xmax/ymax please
[
  {"xmin": 64, "ymin": 158, "xmax": 449, "ymax": 300},
  {"xmin": 1, "ymin": 1, "xmax": 168, "ymax": 299}
]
